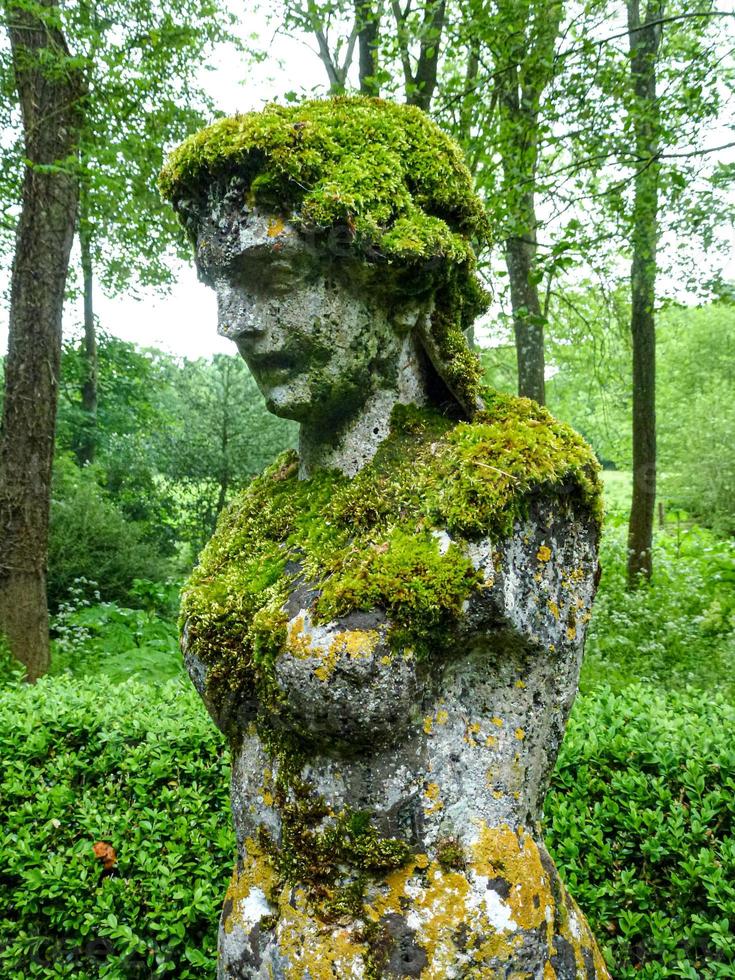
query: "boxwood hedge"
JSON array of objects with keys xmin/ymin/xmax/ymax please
[{"xmin": 0, "ymin": 677, "xmax": 733, "ymax": 977}]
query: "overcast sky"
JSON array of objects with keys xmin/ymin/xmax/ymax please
[{"xmin": 1, "ymin": 8, "xmax": 733, "ymax": 359}]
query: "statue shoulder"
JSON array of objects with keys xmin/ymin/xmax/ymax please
[{"xmin": 386, "ymin": 394, "xmax": 603, "ymax": 540}]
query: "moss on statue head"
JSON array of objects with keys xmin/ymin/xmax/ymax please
[
  {"xmin": 160, "ymin": 96, "xmax": 490, "ymax": 415},
  {"xmin": 159, "ymin": 97, "xmax": 487, "ymax": 263}
]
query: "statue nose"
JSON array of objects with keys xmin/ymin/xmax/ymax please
[{"xmin": 216, "ymin": 288, "xmax": 264, "ymax": 341}]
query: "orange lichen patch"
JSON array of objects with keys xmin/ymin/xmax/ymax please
[
  {"xmin": 285, "ymin": 615, "xmax": 312, "ymax": 658},
  {"xmin": 356, "ymin": 825, "xmax": 609, "ymax": 977},
  {"xmin": 536, "ymin": 545, "xmax": 552, "ymax": 562},
  {"xmin": 435, "ymin": 708, "xmax": 449, "ymax": 726},
  {"xmin": 471, "ymin": 824, "xmax": 551, "ymax": 933},
  {"xmin": 566, "ymin": 625, "xmax": 577, "ymax": 641},
  {"xmin": 222, "ymin": 838, "xmax": 279, "ymax": 935},
  {"xmin": 273, "ymin": 887, "xmax": 369, "ymax": 979},
  {"xmin": 491, "ymin": 716, "xmax": 504, "ymax": 728},
  {"xmin": 514, "ymin": 679, "xmax": 526, "ymax": 689},
  {"xmin": 286, "ymin": 620, "xmax": 380, "ymax": 681},
  {"xmin": 547, "ymin": 599, "xmax": 560, "ymax": 620},
  {"xmin": 485, "ymin": 734, "xmax": 497, "ymax": 748},
  {"xmin": 424, "ymin": 781, "xmax": 444, "ymax": 814},
  {"xmin": 267, "ymin": 216, "xmax": 286, "ymax": 237},
  {"xmin": 314, "ymin": 646, "xmax": 338, "ymax": 682},
  {"xmin": 423, "ymin": 715, "xmax": 434, "ymax": 735},
  {"xmin": 514, "ymin": 728, "xmax": 526, "ymax": 741},
  {"xmin": 332, "ymin": 627, "xmax": 380, "ymax": 660}
]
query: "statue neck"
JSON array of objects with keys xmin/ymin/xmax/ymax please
[{"xmin": 298, "ymin": 333, "xmax": 429, "ymax": 479}]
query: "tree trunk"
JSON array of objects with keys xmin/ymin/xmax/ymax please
[
  {"xmin": 626, "ymin": 0, "xmax": 663, "ymax": 586},
  {"xmin": 77, "ymin": 192, "xmax": 98, "ymax": 466},
  {"xmin": 355, "ymin": 0, "xmax": 380, "ymax": 95},
  {"xmin": 505, "ymin": 210, "xmax": 545, "ymax": 405},
  {"xmin": 493, "ymin": 0, "xmax": 563, "ymax": 407},
  {"xmin": 0, "ymin": 0, "xmax": 83, "ymax": 680},
  {"xmin": 407, "ymin": 0, "xmax": 446, "ymax": 111},
  {"xmin": 392, "ymin": 0, "xmax": 445, "ymax": 112}
]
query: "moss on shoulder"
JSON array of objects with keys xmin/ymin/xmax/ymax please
[{"xmin": 180, "ymin": 389, "xmax": 602, "ymax": 715}]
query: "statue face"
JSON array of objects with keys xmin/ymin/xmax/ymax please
[{"xmin": 195, "ymin": 208, "xmax": 401, "ymax": 425}]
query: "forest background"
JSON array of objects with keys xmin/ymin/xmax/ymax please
[{"xmin": 0, "ymin": 0, "xmax": 734, "ymax": 977}]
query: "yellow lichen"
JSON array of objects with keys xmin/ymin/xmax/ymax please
[{"xmin": 536, "ymin": 545, "xmax": 552, "ymax": 562}]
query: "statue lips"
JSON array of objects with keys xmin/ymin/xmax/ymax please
[{"xmin": 240, "ymin": 348, "xmax": 299, "ymax": 383}]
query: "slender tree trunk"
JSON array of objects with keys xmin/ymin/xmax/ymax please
[
  {"xmin": 498, "ymin": 79, "xmax": 546, "ymax": 403},
  {"xmin": 493, "ymin": 1, "xmax": 563, "ymax": 406},
  {"xmin": 215, "ymin": 361, "xmax": 231, "ymax": 520},
  {"xmin": 355, "ymin": 0, "xmax": 380, "ymax": 95},
  {"xmin": 392, "ymin": 0, "xmax": 445, "ymax": 111},
  {"xmin": 626, "ymin": 0, "xmax": 663, "ymax": 586},
  {"xmin": 505, "ymin": 198, "xmax": 545, "ymax": 404},
  {"xmin": 0, "ymin": 0, "xmax": 83, "ymax": 680},
  {"xmin": 77, "ymin": 192, "xmax": 98, "ymax": 466}
]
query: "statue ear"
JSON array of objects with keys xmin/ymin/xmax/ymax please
[{"xmin": 415, "ymin": 308, "xmax": 485, "ymax": 420}]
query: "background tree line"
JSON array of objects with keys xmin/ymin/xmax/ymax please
[{"xmin": 0, "ymin": 0, "xmax": 733, "ymax": 680}]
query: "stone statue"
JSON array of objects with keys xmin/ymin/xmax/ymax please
[{"xmin": 161, "ymin": 97, "xmax": 610, "ymax": 979}]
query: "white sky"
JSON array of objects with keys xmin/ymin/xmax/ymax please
[{"xmin": 1, "ymin": 6, "xmax": 734, "ymax": 359}]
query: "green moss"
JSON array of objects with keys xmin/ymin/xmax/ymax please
[
  {"xmin": 436, "ymin": 836, "xmax": 467, "ymax": 871},
  {"xmin": 258, "ymin": 780, "xmax": 409, "ymax": 920},
  {"xmin": 159, "ymin": 97, "xmax": 486, "ymax": 265},
  {"xmin": 180, "ymin": 388, "xmax": 602, "ymax": 715},
  {"xmin": 160, "ymin": 96, "xmax": 491, "ymax": 413}
]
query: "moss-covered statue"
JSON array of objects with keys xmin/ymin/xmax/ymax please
[{"xmin": 161, "ymin": 97, "xmax": 610, "ymax": 979}]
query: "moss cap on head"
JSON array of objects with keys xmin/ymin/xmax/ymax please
[
  {"xmin": 159, "ymin": 96, "xmax": 488, "ymax": 268},
  {"xmin": 160, "ymin": 97, "xmax": 490, "ymax": 416}
]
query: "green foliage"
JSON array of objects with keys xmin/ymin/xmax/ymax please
[
  {"xmin": 0, "ymin": 676, "xmax": 232, "ymax": 979},
  {"xmin": 1, "ymin": 672, "xmax": 732, "ymax": 977},
  {"xmin": 547, "ymin": 684, "xmax": 735, "ymax": 978},
  {"xmin": 57, "ymin": 337, "xmax": 296, "ymax": 564},
  {"xmin": 51, "ymin": 580, "xmax": 182, "ymax": 685},
  {"xmin": 658, "ymin": 303, "xmax": 735, "ymax": 536},
  {"xmin": 0, "ymin": 0, "xmax": 238, "ymax": 299},
  {"xmin": 48, "ymin": 457, "xmax": 168, "ymax": 611},
  {"xmin": 546, "ymin": 297, "xmax": 735, "ymax": 536},
  {"xmin": 155, "ymin": 354, "xmax": 297, "ymax": 554},
  {"xmin": 581, "ymin": 514, "xmax": 735, "ymax": 700},
  {"xmin": 183, "ymin": 391, "xmax": 600, "ymax": 712}
]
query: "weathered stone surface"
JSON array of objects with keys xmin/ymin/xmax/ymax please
[{"xmin": 164, "ymin": 98, "xmax": 609, "ymax": 978}]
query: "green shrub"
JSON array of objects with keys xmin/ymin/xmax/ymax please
[
  {"xmin": 581, "ymin": 515, "xmax": 735, "ymax": 697},
  {"xmin": 48, "ymin": 458, "xmax": 168, "ymax": 610},
  {"xmin": 0, "ymin": 676, "xmax": 232, "ymax": 979},
  {"xmin": 1, "ymin": 676, "xmax": 733, "ymax": 977},
  {"xmin": 51, "ymin": 590, "xmax": 183, "ymax": 685},
  {"xmin": 547, "ymin": 685, "xmax": 735, "ymax": 978}
]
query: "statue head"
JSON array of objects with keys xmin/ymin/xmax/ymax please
[{"xmin": 160, "ymin": 97, "xmax": 490, "ymax": 424}]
